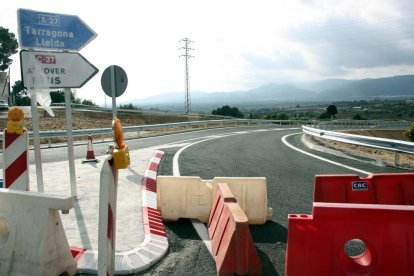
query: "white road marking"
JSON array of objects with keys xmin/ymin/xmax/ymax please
[
  {"xmin": 171, "ymin": 127, "xmax": 300, "ymax": 256},
  {"xmin": 282, "ymin": 133, "xmax": 372, "ymax": 175},
  {"xmin": 166, "ymin": 129, "xmax": 373, "ymax": 259}
]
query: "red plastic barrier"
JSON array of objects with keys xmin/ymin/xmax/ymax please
[
  {"xmin": 286, "ymin": 202, "xmax": 414, "ymax": 276},
  {"xmin": 314, "ymin": 173, "xmax": 414, "ymax": 205},
  {"xmin": 208, "ymin": 183, "xmax": 262, "ymax": 275}
]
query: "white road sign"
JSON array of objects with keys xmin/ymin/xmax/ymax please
[{"xmin": 20, "ymin": 50, "xmax": 98, "ymax": 89}]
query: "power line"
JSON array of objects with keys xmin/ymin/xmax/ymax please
[{"xmin": 179, "ymin": 38, "xmax": 194, "ymax": 115}]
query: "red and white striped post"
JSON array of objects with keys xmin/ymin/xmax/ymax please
[
  {"xmin": 98, "ymin": 156, "xmax": 118, "ymax": 276},
  {"xmin": 2, "ymin": 129, "xmax": 29, "ymax": 190}
]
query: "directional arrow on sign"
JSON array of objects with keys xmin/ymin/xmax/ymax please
[
  {"xmin": 20, "ymin": 50, "xmax": 99, "ymax": 89},
  {"xmin": 17, "ymin": 9, "xmax": 97, "ymax": 51}
]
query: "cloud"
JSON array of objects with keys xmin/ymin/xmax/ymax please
[
  {"xmin": 243, "ymin": 51, "xmax": 308, "ymax": 70},
  {"xmin": 287, "ymin": 17, "xmax": 414, "ymax": 70},
  {"xmin": 239, "ymin": 0, "xmax": 414, "ymax": 84},
  {"xmin": 285, "ymin": 0, "xmax": 414, "ymax": 78}
]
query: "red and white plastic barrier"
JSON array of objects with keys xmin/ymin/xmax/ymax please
[
  {"xmin": 98, "ymin": 156, "xmax": 118, "ymax": 276},
  {"xmin": 286, "ymin": 202, "xmax": 414, "ymax": 275},
  {"xmin": 208, "ymin": 183, "xmax": 262, "ymax": 275},
  {"xmin": 314, "ymin": 173, "xmax": 414, "ymax": 205},
  {"xmin": 2, "ymin": 129, "xmax": 29, "ymax": 190},
  {"xmin": 286, "ymin": 173, "xmax": 414, "ymax": 276}
]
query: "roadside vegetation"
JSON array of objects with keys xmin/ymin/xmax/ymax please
[
  {"xmin": 216, "ymin": 100, "xmax": 414, "ymax": 141},
  {"xmin": 212, "ymin": 105, "xmax": 244, "ymax": 118},
  {"xmin": 118, "ymin": 103, "xmax": 142, "ymax": 110},
  {"xmin": 11, "ymin": 80, "xmax": 97, "ymax": 106},
  {"xmin": 403, "ymin": 122, "xmax": 414, "ymax": 141},
  {"xmin": 243, "ymin": 99, "xmax": 414, "ymax": 121}
]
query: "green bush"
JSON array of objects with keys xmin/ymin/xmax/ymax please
[
  {"xmin": 265, "ymin": 113, "xmax": 289, "ymax": 120},
  {"xmin": 403, "ymin": 122, "xmax": 414, "ymax": 141},
  {"xmin": 318, "ymin": 111, "xmax": 331, "ymax": 120},
  {"xmin": 353, "ymin": 114, "xmax": 366, "ymax": 120},
  {"xmin": 212, "ymin": 105, "xmax": 244, "ymax": 118}
]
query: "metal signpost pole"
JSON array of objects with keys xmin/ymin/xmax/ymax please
[
  {"xmin": 64, "ymin": 88, "xmax": 77, "ymax": 198},
  {"xmin": 111, "ymin": 66, "xmax": 117, "ymax": 118},
  {"xmin": 99, "ymin": 65, "xmax": 127, "ymax": 275},
  {"xmin": 30, "ymin": 91, "xmax": 44, "ymax": 192}
]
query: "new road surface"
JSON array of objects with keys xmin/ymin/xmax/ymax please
[{"xmin": 13, "ymin": 125, "xmax": 409, "ymax": 275}]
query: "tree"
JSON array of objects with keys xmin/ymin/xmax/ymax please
[
  {"xmin": 318, "ymin": 111, "xmax": 331, "ymax": 120},
  {"xmin": 265, "ymin": 112, "xmax": 289, "ymax": 120},
  {"xmin": 353, "ymin": 114, "xmax": 365, "ymax": 120},
  {"xmin": 403, "ymin": 122, "xmax": 414, "ymax": 142},
  {"xmin": 119, "ymin": 103, "xmax": 139, "ymax": 110},
  {"xmin": 81, "ymin": 99, "xmax": 96, "ymax": 106},
  {"xmin": 212, "ymin": 105, "xmax": 244, "ymax": 118},
  {"xmin": 50, "ymin": 90, "xmax": 66, "ymax": 103},
  {"xmin": 0, "ymin": 27, "xmax": 19, "ymax": 71},
  {"xmin": 326, "ymin": 104, "xmax": 338, "ymax": 119},
  {"xmin": 11, "ymin": 80, "xmax": 31, "ymax": 106}
]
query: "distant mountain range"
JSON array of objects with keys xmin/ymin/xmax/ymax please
[{"xmin": 128, "ymin": 75, "xmax": 414, "ymax": 108}]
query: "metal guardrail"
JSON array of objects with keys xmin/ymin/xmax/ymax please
[
  {"xmin": 317, "ymin": 119, "xmax": 411, "ymax": 130},
  {"xmin": 303, "ymin": 125, "xmax": 414, "ymax": 154},
  {"xmin": 0, "ymin": 119, "xmax": 309, "ymax": 143},
  {"xmin": 50, "ymin": 104, "xmax": 233, "ymax": 120}
]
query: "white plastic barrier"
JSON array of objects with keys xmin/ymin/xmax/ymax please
[
  {"xmin": 157, "ymin": 176, "xmax": 273, "ymax": 224},
  {"xmin": 0, "ymin": 189, "xmax": 76, "ymax": 275}
]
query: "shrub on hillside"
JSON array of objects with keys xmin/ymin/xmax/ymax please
[
  {"xmin": 265, "ymin": 113, "xmax": 289, "ymax": 120},
  {"xmin": 403, "ymin": 122, "xmax": 414, "ymax": 141},
  {"xmin": 212, "ymin": 105, "xmax": 244, "ymax": 118}
]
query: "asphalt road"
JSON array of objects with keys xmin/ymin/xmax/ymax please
[
  {"xmin": 141, "ymin": 127, "xmax": 408, "ymax": 276},
  {"xmin": 26, "ymin": 125, "xmax": 278, "ymax": 163},
  {"xmin": 16, "ymin": 125, "xmax": 408, "ymax": 275}
]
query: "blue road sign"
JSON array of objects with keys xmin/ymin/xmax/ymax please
[{"xmin": 17, "ymin": 9, "xmax": 97, "ymax": 51}]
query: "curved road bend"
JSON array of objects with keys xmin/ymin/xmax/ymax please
[
  {"xmin": 16, "ymin": 125, "xmax": 408, "ymax": 275},
  {"xmin": 147, "ymin": 127, "xmax": 408, "ymax": 276}
]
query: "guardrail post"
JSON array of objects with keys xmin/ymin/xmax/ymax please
[
  {"xmin": 48, "ymin": 138, "xmax": 52, "ymax": 148},
  {"xmin": 394, "ymin": 151, "xmax": 400, "ymax": 167}
]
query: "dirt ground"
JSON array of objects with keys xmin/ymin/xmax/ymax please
[
  {"xmin": 0, "ymin": 108, "xmax": 202, "ymax": 131},
  {"xmin": 345, "ymin": 129, "xmax": 410, "ymax": 142},
  {"xmin": 0, "ymin": 107, "xmax": 209, "ymax": 144}
]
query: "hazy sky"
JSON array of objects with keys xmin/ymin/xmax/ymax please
[{"xmin": 2, "ymin": 0, "xmax": 414, "ymax": 105}]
